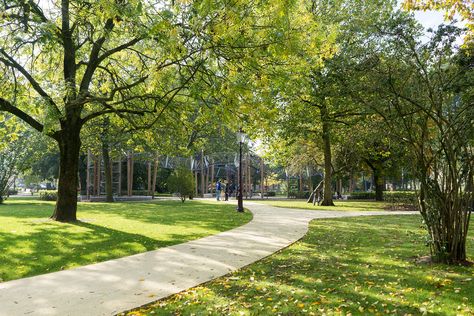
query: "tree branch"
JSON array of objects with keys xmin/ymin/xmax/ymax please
[
  {"xmin": 79, "ymin": 18, "xmax": 115, "ymax": 93},
  {"xmin": 0, "ymin": 49, "xmax": 59, "ymax": 112},
  {"xmin": 81, "ymin": 107, "xmax": 150, "ymax": 124},
  {"xmin": 0, "ymin": 97, "xmax": 44, "ymax": 133}
]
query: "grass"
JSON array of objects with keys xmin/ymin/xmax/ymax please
[
  {"xmin": 129, "ymin": 215, "xmax": 474, "ymax": 316},
  {"xmin": 252, "ymin": 199, "xmax": 396, "ymax": 212},
  {"xmin": 0, "ymin": 198, "xmax": 251, "ymax": 282}
]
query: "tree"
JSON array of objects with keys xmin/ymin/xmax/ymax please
[
  {"xmin": 0, "ymin": 0, "xmax": 302, "ymax": 221},
  {"xmin": 0, "ymin": 1, "xmax": 189, "ymax": 220},
  {"xmin": 261, "ymin": 0, "xmax": 399, "ymax": 205},
  {"xmin": 368, "ymin": 24, "xmax": 474, "ymax": 263},
  {"xmin": 0, "ymin": 1, "xmax": 268, "ymax": 220},
  {"xmin": 0, "ymin": 119, "xmax": 31, "ymax": 203},
  {"xmin": 167, "ymin": 165, "xmax": 194, "ymax": 203}
]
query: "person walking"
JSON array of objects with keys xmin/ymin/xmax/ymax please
[{"xmin": 216, "ymin": 179, "xmax": 222, "ymax": 201}]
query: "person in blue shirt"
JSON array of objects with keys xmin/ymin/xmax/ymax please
[{"xmin": 216, "ymin": 179, "xmax": 222, "ymax": 201}]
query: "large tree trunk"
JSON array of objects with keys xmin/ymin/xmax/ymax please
[
  {"xmin": 373, "ymin": 167, "xmax": 384, "ymax": 201},
  {"xmin": 365, "ymin": 160, "xmax": 384, "ymax": 201},
  {"xmin": 102, "ymin": 141, "xmax": 113, "ymax": 202},
  {"xmin": 320, "ymin": 104, "xmax": 334, "ymax": 206},
  {"xmin": 51, "ymin": 127, "xmax": 81, "ymax": 222}
]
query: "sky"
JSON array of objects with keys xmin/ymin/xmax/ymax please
[{"xmin": 413, "ymin": 10, "xmax": 447, "ymax": 30}]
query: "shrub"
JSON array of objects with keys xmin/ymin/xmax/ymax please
[
  {"xmin": 347, "ymin": 191, "xmax": 417, "ymax": 204},
  {"xmin": 7, "ymin": 189, "xmax": 18, "ymax": 195},
  {"xmin": 288, "ymin": 191, "xmax": 311, "ymax": 199},
  {"xmin": 167, "ymin": 166, "xmax": 195, "ymax": 203},
  {"xmin": 39, "ymin": 190, "xmax": 58, "ymax": 201},
  {"xmin": 347, "ymin": 192, "xmax": 376, "ymax": 200},
  {"xmin": 384, "ymin": 191, "xmax": 417, "ymax": 204}
]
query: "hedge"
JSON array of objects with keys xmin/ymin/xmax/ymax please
[
  {"xmin": 348, "ymin": 191, "xmax": 417, "ymax": 204},
  {"xmin": 39, "ymin": 190, "xmax": 58, "ymax": 201}
]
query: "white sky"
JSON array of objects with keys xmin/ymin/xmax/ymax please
[
  {"xmin": 397, "ymin": 0, "xmax": 466, "ymax": 30},
  {"xmin": 398, "ymin": 2, "xmax": 466, "ymax": 45},
  {"xmin": 414, "ymin": 10, "xmax": 446, "ymax": 30}
]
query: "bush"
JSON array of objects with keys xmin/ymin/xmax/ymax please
[
  {"xmin": 39, "ymin": 190, "xmax": 58, "ymax": 201},
  {"xmin": 7, "ymin": 189, "xmax": 18, "ymax": 195},
  {"xmin": 288, "ymin": 191, "xmax": 311, "ymax": 199},
  {"xmin": 384, "ymin": 191, "xmax": 417, "ymax": 204},
  {"xmin": 347, "ymin": 191, "xmax": 417, "ymax": 204},
  {"xmin": 167, "ymin": 166, "xmax": 195, "ymax": 203},
  {"xmin": 347, "ymin": 192, "xmax": 376, "ymax": 200},
  {"xmin": 265, "ymin": 191, "xmax": 276, "ymax": 197}
]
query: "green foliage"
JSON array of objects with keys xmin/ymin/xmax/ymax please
[
  {"xmin": 167, "ymin": 166, "xmax": 195, "ymax": 203},
  {"xmin": 39, "ymin": 190, "xmax": 58, "ymax": 201},
  {"xmin": 364, "ymin": 23, "xmax": 474, "ymax": 262},
  {"xmin": 0, "ymin": 122, "xmax": 32, "ymax": 203},
  {"xmin": 348, "ymin": 191, "xmax": 417, "ymax": 205},
  {"xmin": 129, "ymin": 215, "xmax": 474, "ymax": 315},
  {"xmin": 0, "ymin": 198, "xmax": 251, "ymax": 281},
  {"xmin": 30, "ymin": 152, "xmax": 59, "ymax": 181},
  {"xmin": 347, "ymin": 192, "xmax": 377, "ymax": 200}
]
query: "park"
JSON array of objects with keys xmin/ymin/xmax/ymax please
[{"xmin": 0, "ymin": 0, "xmax": 473, "ymax": 315}]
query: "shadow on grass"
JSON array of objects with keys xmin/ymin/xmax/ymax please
[
  {"xmin": 0, "ymin": 199, "xmax": 247, "ymax": 232},
  {"xmin": 134, "ymin": 215, "xmax": 473, "ymax": 316},
  {"xmin": 0, "ymin": 220, "xmax": 162, "ymax": 281},
  {"xmin": 0, "ymin": 199, "xmax": 251, "ymax": 282}
]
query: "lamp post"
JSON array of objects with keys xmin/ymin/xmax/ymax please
[{"xmin": 236, "ymin": 128, "xmax": 246, "ymax": 212}]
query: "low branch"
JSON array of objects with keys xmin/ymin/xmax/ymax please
[
  {"xmin": 299, "ymin": 96, "xmax": 322, "ymax": 109},
  {"xmin": 0, "ymin": 49, "xmax": 59, "ymax": 112},
  {"xmin": 81, "ymin": 106, "xmax": 151, "ymax": 124},
  {"xmin": 0, "ymin": 97, "xmax": 44, "ymax": 133}
]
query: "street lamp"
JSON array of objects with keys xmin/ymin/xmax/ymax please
[{"xmin": 236, "ymin": 128, "xmax": 247, "ymax": 212}]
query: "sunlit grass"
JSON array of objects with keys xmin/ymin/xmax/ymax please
[
  {"xmin": 252, "ymin": 199, "xmax": 395, "ymax": 212},
  {"xmin": 0, "ymin": 198, "xmax": 251, "ymax": 282},
  {"xmin": 129, "ymin": 215, "xmax": 474, "ymax": 316}
]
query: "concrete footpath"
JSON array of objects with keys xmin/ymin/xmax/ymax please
[{"xmin": 0, "ymin": 202, "xmax": 417, "ymax": 316}]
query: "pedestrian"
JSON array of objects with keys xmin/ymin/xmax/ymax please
[{"xmin": 216, "ymin": 179, "xmax": 222, "ymax": 201}]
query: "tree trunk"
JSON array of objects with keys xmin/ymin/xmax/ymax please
[
  {"xmin": 147, "ymin": 161, "xmax": 152, "ymax": 195},
  {"xmin": 373, "ymin": 167, "xmax": 384, "ymax": 201},
  {"xmin": 366, "ymin": 159, "xmax": 384, "ymax": 202},
  {"xmin": 200, "ymin": 150, "xmax": 205, "ymax": 197},
  {"xmin": 102, "ymin": 141, "xmax": 113, "ymax": 202},
  {"xmin": 51, "ymin": 128, "xmax": 81, "ymax": 221},
  {"xmin": 151, "ymin": 156, "xmax": 158, "ymax": 199},
  {"xmin": 320, "ymin": 104, "xmax": 334, "ymax": 206}
]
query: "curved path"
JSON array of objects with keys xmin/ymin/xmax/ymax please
[{"xmin": 0, "ymin": 202, "xmax": 416, "ymax": 316}]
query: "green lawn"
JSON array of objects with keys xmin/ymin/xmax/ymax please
[
  {"xmin": 129, "ymin": 215, "xmax": 474, "ymax": 316},
  {"xmin": 0, "ymin": 198, "xmax": 251, "ymax": 282},
  {"xmin": 252, "ymin": 199, "xmax": 396, "ymax": 212}
]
